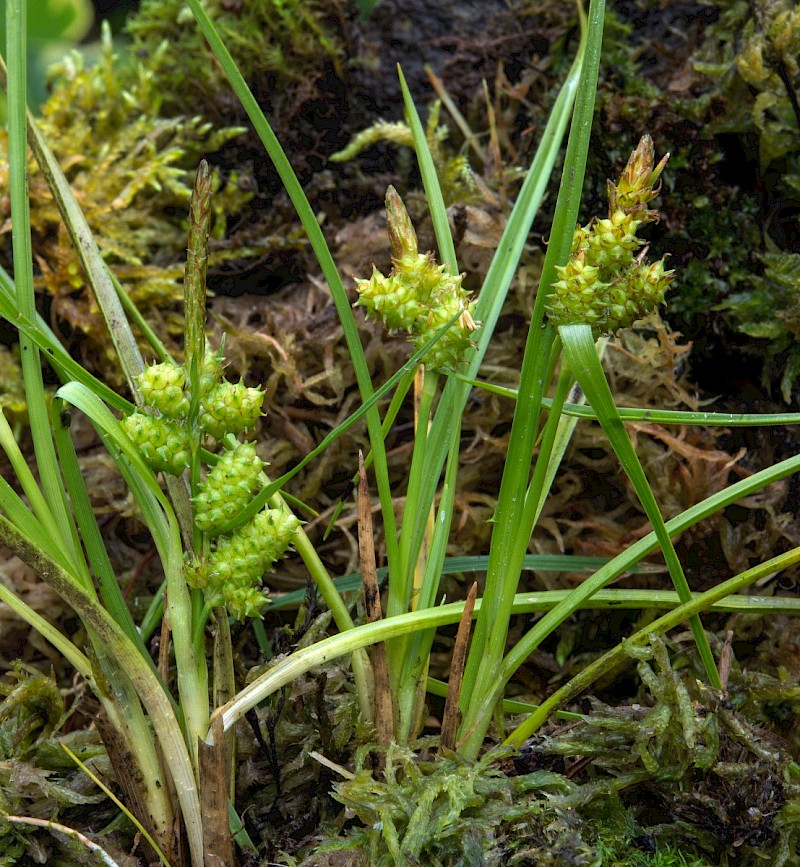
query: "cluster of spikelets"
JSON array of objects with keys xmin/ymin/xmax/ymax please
[
  {"xmin": 121, "ymin": 354, "xmax": 264, "ymax": 476},
  {"xmin": 355, "ymin": 186, "xmax": 478, "ymax": 369},
  {"xmin": 546, "ymin": 135, "xmax": 675, "ymax": 337},
  {"xmin": 121, "ymin": 352, "xmax": 299, "ymax": 619}
]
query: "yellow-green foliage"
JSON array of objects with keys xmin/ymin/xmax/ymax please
[
  {"xmin": 331, "ymin": 101, "xmax": 478, "ymax": 206},
  {"xmin": 126, "ymin": 0, "xmax": 345, "ymax": 107},
  {"xmin": 0, "ymin": 345, "xmax": 26, "ymax": 426},
  {"xmin": 0, "ymin": 27, "xmax": 250, "ymax": 353}
]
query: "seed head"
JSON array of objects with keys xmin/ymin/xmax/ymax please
[
  {"xmin": 194, "ymin": 442, "xmax": 264, "ymax": 533},
  {"xmin": 121, "ymin": 411, "xmax": 191, "ymax": 476},
  {"xmin": 137, "ymin": 361, "xmax": 190, "ymax": 418},
  {"xmin": 200, "ymin": 380, "xmax": 265, "ymax": 440}
]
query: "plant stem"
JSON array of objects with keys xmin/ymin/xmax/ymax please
[{"xmin": 458, "ymin": 0, "xmax": 606, "ymax": 762}]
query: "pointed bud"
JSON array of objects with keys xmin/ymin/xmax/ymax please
[
  {"xmin": 385, "ymin": 185, "xmax": 418, "ymax": 260},
  {"xmin": 607, "ymin": 134, "xmax": 669, "ymax": 217}
]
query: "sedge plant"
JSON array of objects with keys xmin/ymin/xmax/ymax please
[
  {"xmin": 2, "ymin": 0, "xmax": 800, "ymax": 863},
  {"xmin": 184, "ymin": 0, "xmax": 800, "ymax": 765}
]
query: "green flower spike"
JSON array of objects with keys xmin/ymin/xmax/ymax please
[
  {"xmin": 547, "ymin": 136, "xmax": 675, "ymax": 337},
  {"xmin": 200, "ymin": 380, "xmax": 265, "ymax": 440},
  {"xmin": 194, "ymin": 442, "xmax": 265, "ymax": 534},
  {"xmin": 121, "ymin": 411, "xmax": 191, "ymax": 476},
  {"xmin": 205, "ymin": 507, "xmax": 301, "ymax": 620},
  {"xmin": 355, "ymin": 186, "xmax": 478, "ymax": 369},
  {"xmin": 136, "ymin": 361, "xmax": 190, "ymax": 418}
]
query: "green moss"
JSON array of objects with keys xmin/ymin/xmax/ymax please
[
  {"xmin": 0, "ymin": 25, "xmax": 251, "ymax": 378},
  {"xmin": 0, "ymin": 666, "xmax": 111, "ymax": 863},
  {"xmin": 688, "ymin": 0, "xmax": 800, "ymax": 397},
  {"xmin": 330, "ymin": 101, "xmax": 479, "ymax": 207},
  {"xmin": 717, "ymin": 251, "xmax": 800, "ymax": 400},
  {"xmin": 126, "ymin": 0, "xmax": 345, "ymax": 111}
]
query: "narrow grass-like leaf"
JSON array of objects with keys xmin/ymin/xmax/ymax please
[
  {"xmin": 214, "ymin": 534, "xmax": 800, "ymax": 739},
  {"xmin": 456, "ymin": 372, "xmax": 800, "ymax": 426},
  {"xmin": 0, "ymin": 582, "xmax": 93, "ymax": 678},
  {"xmin": 61, "ymin": 743, "xmax": 172, "ymax": 867},
  {"xmin": 459, "ymin": 0, "xmax": 606, "ymax": 760},
  {"xmin": 270, "ymin": 552, "xmax": 660, "ymax": 611},
  {"xmin": 506, "ymin": 543, "xmax": 800, "ymax": 745},
  {"xmin": 560, "ymin": 321, "xmax": 720, "ymax": 687},
  {"xmin": 183, "ymin": 0, "xmax": 398, "ymax": 573},
  {"xmin": 398, "ymin": 66, "xmax": 457, "ymax": 272},
  {"xmin": 225, "ymin": 441, "xmax": 800, "ymax": 746},
  {"xmin": 400, "ymin": 36, "xmax": 588, "ymax": 609},
  {"xmin": 5, "ymin": 1, "xmax": 76, "ymax": 559},
  {"xmin": 0, "ymin": 473, "xmax": 75, "ymax": 573},
  {"xmin": 51, "ymin": 397, "xmax": 150, "ymax": 660},
  {"xmin": 0, "ymin": 266, "xmax": 132, "ymax": 412},
  {"xmin": 0, "ymin": 409, "xmax": 60, "ymax": 540}
]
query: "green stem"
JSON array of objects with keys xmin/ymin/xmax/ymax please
[
  {"xmin": 458, "ymin": 0, "xmax": 606, "ymax": 761},
  {"xmin": 289, "ymin": 503, "xmax": 374, "ymax": 724},
  {"xmin": 395, "ymin": 410, "xmax": 462, "ymax": 743},
  {"xmin": 389, "ymin": 369, "xmax": 439, "ymax": 627}
]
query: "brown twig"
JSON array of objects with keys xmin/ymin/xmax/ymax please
[
  {"xmin": 719, "ymin": 628, "xmax": 735, "ymax": 695},
  {"xmin": 358, "ymin": 451, "xmax": 394, "ymax": 744},
  {"xmin": 440, "ymin": 582, "xmax": 477, "ymax": 754}
]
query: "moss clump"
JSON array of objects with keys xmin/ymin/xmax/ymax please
[
  {"xmin": 0, "ymin": 666, "xmax": 115, "ymax": 864},
  {"xmin": 0, "ymin": 26, "xmax": 251, "ymax": 381},
  {"xmin": 126, "ymin": 0, "xmax": 345, "ymax": 110},
  {"xmin": 688, "ymin": 0, "xmax": 800, "ymax": 398}
]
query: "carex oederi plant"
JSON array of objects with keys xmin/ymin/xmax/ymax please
[{"xmin": 2, "ymin": 0, "xmax": 800, "ymax": 863}]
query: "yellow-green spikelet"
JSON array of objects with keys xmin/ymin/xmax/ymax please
[
  {"xmin": 193, "ymin": 442, "xmax": 264, "ymax": 534},
  {"xmin": 200, "ymin": 380, "xmax": 265, "ymax": 440},
  {"xmin": 136, "ymin": 360, "xmax": 189, "ymax": 418},
  {"xmin": 206, "ymin": 508, "xmax": 301, "ymax": 619},
  {"xmin": 121, "ymin": 411, "xmax": 191, "ymax": 475}
]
